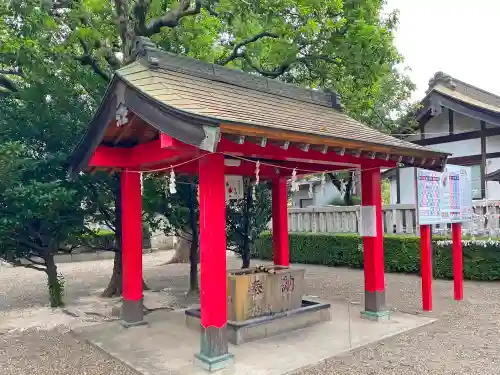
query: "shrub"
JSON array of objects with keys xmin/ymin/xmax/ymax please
[{"xmin": 254, "ymin": 232, "xmax": 500, "ymax": 281}]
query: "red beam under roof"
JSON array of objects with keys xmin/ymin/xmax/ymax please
[
  {"xmin": 88, "ymin": 133, "xmax": 395, "ymax": 173},
  {"xmin": 139, "ymin": 157, "xmax": 349, "ymax": 177},
  {"xmin": 216, "ymin": 137, "xmax": 397, "ymax": 169},
  {"xmin": 88, "ymin": 139, "xmax": 197, "ymax": 168}
]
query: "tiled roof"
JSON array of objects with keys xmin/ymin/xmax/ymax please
[
  {"xmin": 427, "ymin": 72, "xmax": 500, "ymax": 113},
  {"xmin": 115, "ymin": 47, "xmax": 443, "ymax": 156}
]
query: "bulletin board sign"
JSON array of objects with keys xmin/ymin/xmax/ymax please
[
  {"xmin": 225, "ymin": 175, "xmax": 244, "ymax": 200},
  {"xmin": 416, "ymin": 165, "xmax": 472, "ymax": 225}
]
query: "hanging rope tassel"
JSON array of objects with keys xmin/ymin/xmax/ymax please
[
  {"xmin": 291, "ymin": 168, "xmax": 298, "ymax": 192},
  {"xmin": 164, "ymin": 175, "xmax": 169, "ymax": 197},
  {"xmin": 320, "ymin": 172, "xmax": 326, "ymax": 195},
  {"xmin": 169, "ymin": 168, "xmax": 177, "ymax": 194},
  {"xmin": 252, "ymin": 160, "xmax": 260, "ymax": 200},
  {"xmin": 140, "ymin": 172, "xmax": 144, "ymax": 195}
]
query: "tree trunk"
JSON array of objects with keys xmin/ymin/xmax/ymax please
[
  {"xmin": 329, "ymin": 172, "xmax": 354, "ymax": 205},
  {"xmin": 45, "ymin": 253, "xmax": 63, "ymax": 308},
  {"xmin": 241, "ymin": 184, "xmax": 253, "ymax": 269},
  {"xmin": 163, "ymin": 230, "xmax": 192, "ymax": 265},
  {"xmin": 101, "ymin": 250, "xmax": 122, "ymax": 297},
  {"xmin": 344, "ymin": 174, "xmax": 354, "ymax": 206},
  {"xmin": 102, "ymin": 177, "xmax": 148, "ymax": 298},
  {"xmin": 188, "ymin": 183, "xmax": 199, "ymax": 293},
  {"xmin": 101, "ymin": 250, "xmax": 149, "ymax": 297}
]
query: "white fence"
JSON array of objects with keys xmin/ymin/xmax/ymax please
[{"xmin": 288, "ymin": 200, "xmax": 500, "ymax": 236}]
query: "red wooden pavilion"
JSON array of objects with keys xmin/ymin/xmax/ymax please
[{"xmin": 69, "ymin": 37, "xmax": 449, "ymax": 371}]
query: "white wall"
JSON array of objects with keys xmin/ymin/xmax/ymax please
[
  {"xmin": 424, "ymin": 111, "xmax": 480, "ymax": 157},
  {"xmin": 389, "ymin": 167, "xmax": 417, "ymax": 204},
  {"xmin": 291, "ymin": 180, "xmax": 341, "ymax": 208},
  {"xmin": 486, "ymin": 134, "xmax": 500, "ymax": 200},
  {"xmin": 313, "ymin": 181, "xmax": 339, "ymax": 206},
  {"xmin": 390, "ymin": 178, "xmax": 398, "ymax": 204}
]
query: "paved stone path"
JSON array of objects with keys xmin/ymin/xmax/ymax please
[{"xmin": 0, "ymin": 252, "xmax": 499, "ymax": 374}]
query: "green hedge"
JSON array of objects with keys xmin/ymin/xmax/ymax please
[{"xmin": 254, "ymin": 233, "xmax": 500, "ymax": 281}]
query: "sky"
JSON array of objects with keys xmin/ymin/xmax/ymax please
[{"xmin": 384, "ymin": 0, "xmax": 500, "ymax": 101}]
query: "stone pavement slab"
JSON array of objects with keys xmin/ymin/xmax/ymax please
[{"xmin": 72, "ymin": 299, "xmax": 436, "ymax": 375}]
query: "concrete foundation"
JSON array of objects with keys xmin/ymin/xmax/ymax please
[
  {"xmin": 72, "ymin": 299, "xmax": 437, "ymax": 375},
  {"xmin": 186, "ymin": 300, "xmax": 331, "ymax": 344}
]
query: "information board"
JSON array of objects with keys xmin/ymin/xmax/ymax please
[
  {"xmin": 225, "ymin": 175, "xmax": 244, "ymax": 200},
  {"xmin": 416, "ymin": 165, "xmax": 472, "ymax": 225}
]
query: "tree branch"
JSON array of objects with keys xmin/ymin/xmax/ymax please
[
  {"xmin": 8, "ymin": 236, "xmax": 48, "ymax": 254},
  {"xmin": 238, "ymin": 54, "xmax": 339, "ymax": 79},
  {"xmin": 24, "ymin": 256, "xmax": 46, "ymax": 266},
  {"xmin": 132, "ymin": 0, "xmax": 151, "ymax": 35},
  {"xmin": 217, "ymin": 32, "xmax": 280, "ymax": 66},
  {"xmin": 0, "ymin": 75, "xmax": 19, "ymax": 93},
  {"xmin": 144, "ymin": 0, "xmax": 202, "ymax": 36},
  {"xmin": 23, "ymin": 264, "xmax": 46, "ymax": 272},
  {"xmin": 75, "ymin": 38, "xmax": 111, "ymax": 82},
  {"xmin": 0, "ymin": 68, "xmax": 23, "ymax": 76},
  {"xmin": 217, "ymin": 31, "xmax": 339, "ymax": 79},
  {"xmin": 114, "ymin": 0, "xmax": 131, "ymax": 46}
]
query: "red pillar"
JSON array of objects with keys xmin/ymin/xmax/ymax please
[
  {"xmin": 272, "ymin": 177, "xmax": 290, "ymax": 267},
  {"xmin": 120, "ymin": 170, "xmax": 144, "ymax": 326},
  {"xmin": 420, "ymin": 224, "xmax": 433, "ymax": 311},
  {"xmin": 452, "ymin": 223, "xmax": 464, "ymax": 301},
  {"xmin": 360, "ymin": 167, "xmax": 388, "ymax": 320},
  {"xmin": 195, "ymin": 153, "xmax": 233, "ymax": 371}
]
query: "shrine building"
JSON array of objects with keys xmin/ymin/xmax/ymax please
[{"xmin": 69, "ymin": 37, "xmax": 449, "ymax": 371}]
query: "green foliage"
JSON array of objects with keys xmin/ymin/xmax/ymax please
[
  {"xmin": 0, "ymin": 0, "xmax": 420, "ymax": 300},
  {"xmin": 227, "ymin": 182, "xmax": 272, "ymax": 257},
  {"xmin": 142, "ymin": 176, "xmax": 197, "ymax": 235},
  {"xmin": 381, "ymin": 178, "xmax": 390, "ymax": 204},
  {"xmin": 255, "ymin": 233, "xmax": 500, "ymax": 281},
  {"xmin": 0, "ymin": 142, "xmax": 86, "ymax": 264}
]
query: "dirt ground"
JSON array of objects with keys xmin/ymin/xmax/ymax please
[{"xmin": 1, "ymin": 252, "xmax": 500, "ymax": 375}]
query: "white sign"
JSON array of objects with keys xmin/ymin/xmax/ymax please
[
  {"xmin": 416, "ymin": 165, "xmax": 472, "ymax": 225},
  {"xmin": 225, "ymin": 175, "xmax": 244, "ymax": 200}
]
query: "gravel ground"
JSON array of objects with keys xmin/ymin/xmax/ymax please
[{"xmin": 0, "ymin": 252, "xmax": 500, "ymax": 374}]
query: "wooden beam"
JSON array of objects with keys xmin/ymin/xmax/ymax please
[
  {"xmin": 88, "ymin": 140, "xmax": 189, "ymax": 168},
  {"xmin": 481, "ymin": 120, "xmax": 487, "ymax": 199},
  {"xmin": 141, "ymin": 157, "xmax": 347, "ymax": 177},
  {"xmin": 396, "ymin": 167, "xmax": 401, "ymax": 204},
  {"xmin": 88, "ymin": 146, "xmax": 131, "ymax": 168},
  {"xmin": 448, "ymin": 109, "xmax": 454, "ymax": 135},
  {"xmin": 414, "ymin": 124, "xmax": 500, "ymax": 146},
  {"xmin": 217, "ymin": 137, "xmax": 397, "ymax": 169},
  {"xmin": 220, "ymin": 123, "xmax": 444, "ymax": 159},
  {"xmin": 112, "ymin": 114, "xmax": 141, "ymax": 146}
]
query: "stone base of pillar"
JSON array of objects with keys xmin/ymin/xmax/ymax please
[
  {"xmin": 119, "ymin": 298, "xmax": 146, "ymax": 328},
  {"xmin": 195, "ymin": 326, "xmax": 233, "ymax": 372},
  {"xmin": 361, "ymin": 290, "xmax": 389, "ymax": 322},
  {"xmin": 360, "ymin": 310, "xmax": 390, "ymax": 322},
  {"xmin": 195, "ymin": 353, "xmax": 234, "ymax": 372}
]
